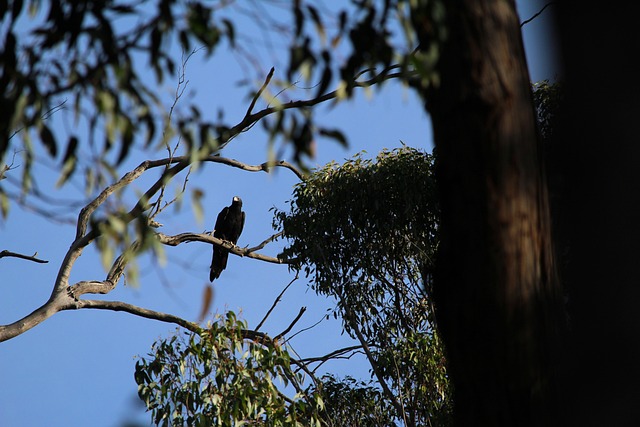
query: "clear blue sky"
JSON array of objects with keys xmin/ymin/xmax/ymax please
[{"xmin": 0, "ymin": 2, "xmax": 558, "ymax": 426}]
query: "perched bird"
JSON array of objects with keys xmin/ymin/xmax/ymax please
[{"xmin": 210, "ymin": 196, "xmax": 245, "ymax": 282}]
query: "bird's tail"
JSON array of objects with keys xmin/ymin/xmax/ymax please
[{"xmin": 209, "ymin": 250, "xmax": 229, "ymax": 282}]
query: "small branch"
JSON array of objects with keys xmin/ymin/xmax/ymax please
[
  {"xmin": 521, "ymin": 2, "xmax": 556, "ymax": 27},
  {"xmin": 208, "ymin": 157, "xmax": 304, "ymax": 181},
  {"xmin": 274, "ymin": 306, "xmax": 306, "ymax": 341},
  {"xmin": 8, "ymin": 99, "xmax": 67, "ymax": 141},
  {"xmin": 285, "ymin": 312, "xmax": 327, "ymax": 343},
  {"xmin": 76, "ymin": 299, "xmax": 202, "ymax": 333},
  {"xmin": 256, "ymin": 273, "xmax": 298, "ymax": 331},
  {"xmin": 245, "ymin": 67, "xmax": 275, "ymax": 118},
  {"xmin": 156, "ymin": 232, "xmax": 294, "ymax": 265},
  {"xmin": 297, "ymin": 345, "xmax": 364, "ymax": 370},
  {"xmin": 246, "ymin": 231, "xmax": 285, "ymax": 254},
  {"xmin": 0, "ymin": 250, "xmax": 48, "ymax": 264}
]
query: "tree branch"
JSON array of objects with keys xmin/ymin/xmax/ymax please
[
  {"xmin": 0, "ymin": 297, "xmax": 71, "ymax": 342},
  {"xmin": 256, "ymin": 273, "xmax": 298, "ymax": 331},
  {"xmin": 1, "ymin": 63, "xmax": 401, "ymax": 345},
  {"xmin": 0, "ymin": 250, "xmax": 48, "ymax": 264},
  {"xmin": 246, "ymin": 231, "xmax": 285, "ymax": 254},
  {"xmin": 76, "ymin": 299, "xmax": 202, "ymax": 333},
  {"xmin": 274, "ymin": 306, "xmax": 306, "ymax": 341},
  {"xmin": 520, "ymin": 2, "xmax": 556, "ymax": 27},
  {"xmin": 156, "ymin": 232, "xmax": 294, "ymax": 265},
  {"xmin": 245, "ymin": 66, "xmax": 275, "ymax": 117},
  {"xmin": 297, "ymin": 344, "xmax": 364, "ymax": 369}
]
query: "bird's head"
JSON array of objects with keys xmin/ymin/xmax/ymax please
[{"xmin": 232, "ymin": 196, "xmax": 243, "ymax": 206}]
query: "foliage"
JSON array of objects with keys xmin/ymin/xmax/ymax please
[
  {"xmin": 533, "ymin": 80, "xmax": 563, "ymax": 144},
  {"xmin": 1, "ymin": 0, "xmax": 237, "ymax": 191},
  {"xmin": 319, "ymin": 375, "xmax": 397, "ymax": 427},
  {"xmin": 1, "ymin": 0, "xmax": 435, "ymax": 210},
  {"xmin": 274, "ymin": 147, "xmax": 452, "ymax": 426},
  {"xmin": 134, "ymin": 148, "xmax": 451, "ymax": 426},
  {"xmin": 135, "ymin": 311, "xmax": 323, "ymax": 427}
]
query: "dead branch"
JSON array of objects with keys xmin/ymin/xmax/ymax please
[
  {"xmin": 274, "ymin": 306, "xmax": 307, "ymax": 341},
  {"xmin": 256, "ymin": 272, "xmax": 298, "ymax": 331},
  {"xmin": 156, "ymin": 232, "xmax": 293, "ymax": 265},
  {"xmin": 76, "ymin": 299, "xmax": 202, "ymax": 333},
  {"xmin": 0, "ymin": 250, "xmax": 48, "ymax": 264},
  {"xmin": 245, "ymin": 67, "xmax": 275, "ymax": 118},
  {"xmin": 245, "ymin": 231, "xmax": 285, "ymax": 253}
]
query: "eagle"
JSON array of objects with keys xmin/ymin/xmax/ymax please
[{"xmin": 210, "ymin": 196, "xmax": 245, "ymax": 282}]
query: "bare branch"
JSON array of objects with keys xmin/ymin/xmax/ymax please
[
  {"xmin": 156, "ymin": 232, "xmax": 294, "ymax": 265},
  {"xmin": 256, "ymin": 273, "xmax": 298, "ymax": 331},
  {"xmin": 0, "ymin": 250, "xmax": 48, "ymax": 264},
  {"xmin": 218, "ymin": 64, "xmax": 405, "ymax": 152},
  {"xmin": 297, "ymin": 344, "xmax": 364, "ymax": 367},
  {"xmin": 285, "ymin": 312, "xmax": 326, "ymax": 343},
  {"xmin": 8, "ymin": 99, "xmax": 67, "ymax": 141},
  {"xmin": 274, "ymin": 306, "xmax": 307, "ymax": 341},
  {"xmin": 152, "ymin": 47, "xmax": 204, "ymax": 219},
  {"xmin": 77, "ymin": 299, "xmax": 202, "ymax": 333},
  {"xmin": 208, "ymin": 157, "xmax": 304, "ymax": 180},
  {"xmin": 245, "ymin": 67, "xmax": 275, "ymax": 118},
  {"xmin": 246, "ymin": 231, "xmax": 285, "ymax": 254},
  {"xmin": 521, "ymin": 2, "xmax": 556, "ymax": 27},
  {"xmin": 67, "ymin": 280, "xmax": 116, "ymax": 298},
  {"xmin": 0, "ymin": 297, "xmax": 70, "ymax": 342}
]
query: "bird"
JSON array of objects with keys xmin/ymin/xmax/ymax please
[{"xmin": 210, "ymin": 196, "xmax": 245, "ymax": 282}]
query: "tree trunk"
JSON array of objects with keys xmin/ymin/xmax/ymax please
[{"xmin": 416, "ymin": 1, "xmax": 564, "ymax": 424}]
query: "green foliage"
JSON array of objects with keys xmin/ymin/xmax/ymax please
[
  {"xmin": 1, "ymin": 0, "xmax": 234, "ymax": 193},
  {"xmin": 135, "ymin": 148, "xmax": 451, "ymax": 426},
  {"xmin": 319, "ymin": 375, "xmax": 397, "ymax": 427},
  {"xmin": 276, "ymin": 147, "xmax": 438, "ymax": 288},
  {"xmin": 135, "ymin": 312, "xmax": 323, "ymax": 427},
  {"xmin": 274, "ymin": 147, "xmax": 452, "ymax": 425}
]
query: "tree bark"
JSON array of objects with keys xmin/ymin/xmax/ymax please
[{"xmin": 416, "ymin": 1, "xmax": 564, "ymax": 424}]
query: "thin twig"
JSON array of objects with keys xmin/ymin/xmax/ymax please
[
  {"xmin": 521, "ymin": 2, "xmax": 556, "ymax": 27},
  {"xmin": 8, "ymin": 100, "xmax": 67, "ymax": 141},
  {"xmin": 256, "ymin": 272, "xmax": 298, "ymax": 331}
]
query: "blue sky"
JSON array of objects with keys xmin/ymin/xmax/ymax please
[{"xmin": 0, "ymin": 2, "xmax": 558, "ymax": 426}]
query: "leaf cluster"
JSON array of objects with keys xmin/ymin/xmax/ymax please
[
  {"xmin": 319, "ymin": 375, "xmax": 397, "ymax": 427},
  {"xmin": 135, "ymin": 311, "xmax": 323, "ymax": 427},
  {"xmin": 274, "ymin": 147, "xmax": 439, "ymax": 316},
  {"xmin": 274, "ymin": 147, "xmax": 451, "ymax": 425},
  {"xmin": 1, "ymin": 0, "xmax": 235, "ymax": 195},
  {"xmin": 532, "ymin": 80, "xmax": 562, "ymax": 144}
]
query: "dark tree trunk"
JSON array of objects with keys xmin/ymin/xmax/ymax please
[{"xmin": 415, "ymin": 1, "xmax": 564, "ymax": 424}]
